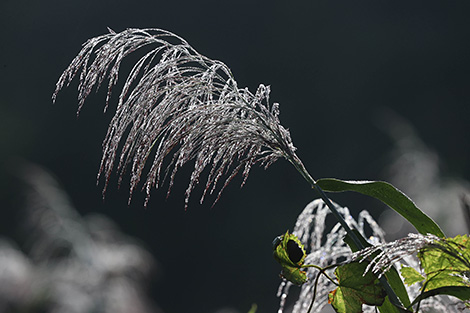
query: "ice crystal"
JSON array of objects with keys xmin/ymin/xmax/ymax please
[{"xmin": 53, "ymin": 28, "xmax": 297, "ymax": 208}]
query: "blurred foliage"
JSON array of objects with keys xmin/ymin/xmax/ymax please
[{"xmin": 0, "ymin": 164, "xmax": 160, "ymax": 313}]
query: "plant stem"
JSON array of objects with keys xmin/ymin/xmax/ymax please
[
  {"xmin": 288, "ymin": 153, "xmax": 404, "ymax": 310},
  {"xmin": 289, "ymin": 153, "xmax": 363, "ymax": 249}
]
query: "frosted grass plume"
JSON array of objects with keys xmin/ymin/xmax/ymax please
[
  {"xmin": 53, "ymin": 28, "xmax": 297, "ymax": 208},
  {"xmin": 352, "ymin": 233, "xmax": 470, "ymax": 279},
  {"xmin": 279, "ymin": 200, "xmax": 464, "ymax": 313},
  {"xmin": 277, "ymin": 199, "xmax": 387, "ymax": 313},
  {"xmin": 352, "ymin": 233, "xmax": 438, "ymax": 277}
]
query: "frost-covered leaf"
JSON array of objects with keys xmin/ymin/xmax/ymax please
[{"xmin": 328, "ymin": 262, "xmax": 386, "ymax": 313}]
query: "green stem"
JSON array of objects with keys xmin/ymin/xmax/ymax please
[
  {"xmin": 307, "ymin": 270, "xmax": 322, "ymax": 313},
  {"xmin": 289, "ymin": 153, "xmax": 363, "ymax": 249},
  {"xmin": 303, "ymin": 263, "xmax": 340, "ymax": 286},
  {"xmin": 288, "ymin": 153, "xmax": 405, "ymax": 310}
]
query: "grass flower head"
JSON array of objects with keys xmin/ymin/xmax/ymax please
[{"xmin": 53, "ymin": 28, "xmax": 297, "ymax": 208}]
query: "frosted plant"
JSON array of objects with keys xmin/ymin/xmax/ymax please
[
  {"xmin": 351, "ymin": 233, "xmax": 439, "ymax": 277},
  {"xmin": 351, "ymin": 233, "xmax": 470, "ymax": 312},
  {"xmin": 278, "ymin": 199, "xmax": 464, "ymax": 313},
  {"xmin": 0, "ymin": 163, "xmax": 158, "ymax": 313},
  {"xmin": 52, "ymin": 27, "xmax": 467, "ymax": 312},
  {"xmin": 277, "ymin": 199, "xmax": 386, "ymax": 313},
  {"xmin": 353, "ymin": 233, "xmax": 470, "ymax": 282},
  {"xmin": 53, "ymin": 28, "xmax": 297, "ymax": 208},
  {"xmin": 51, "ymin": 29, "xmax": 364, "ymax": 263}
]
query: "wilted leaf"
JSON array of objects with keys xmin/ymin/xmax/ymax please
[{"xmin": 272, "ymin": 231, "xmax": 308, "ymax": 285}]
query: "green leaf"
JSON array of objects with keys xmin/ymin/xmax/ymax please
[
  {"xmin": 344, "ymin": 231, "xmax": 412, "ymax": 309},
  {"xmin": 400, "ymin": 267, "xmax": 424, "ymax": 286},
  {"xmin": 316, "ymin": 178, "xmax": 445, "ymax": 237},
  {"xmin": 343, "ymin": 229, "xmax": 371, "ymax": 253},
  {"xmin": 418, "ymin": 235, "xmax": 470, "ymax": 291},
  {"xmin": 378, "ymin": 296, "xmax": 413, "ymax": 313},
  {"xmin": 383, "ymin": 266, "xmax": 412, "ymax": 308},
  {"xmin": 247, "ymin": 303, "xmax": 257, "ymax": 313},
  {"xmin": 328, "ymin": 262, "xmax": 386, "ymax": 313},
  {"xmin": 409, "ymin": 286, "xmax": 470, "ymax": 307},
  {"xmin": 405, "ymin": 235, "xmax": 470, "ymax": 309}
]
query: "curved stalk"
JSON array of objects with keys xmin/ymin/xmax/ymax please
[
  {"xmin": 288, "ymin": 153, "xmax": 363, "ymax": 249},
  {"xmin": 304, "ymin": 263, "xmax": 341, "ymax": 313},
  {"xmin": 288, "ymin": 152, "xmax": 405, "ymax": 310},
  {"xmin": 302, "ymin": 263, "xmax": 340, "ymax": 286}
]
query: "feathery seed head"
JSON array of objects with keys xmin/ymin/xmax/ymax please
[{"xmin": 53, "ymin": 28, "xmax": 297, "ymax": 208}]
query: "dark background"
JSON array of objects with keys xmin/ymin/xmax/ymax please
[{"xmin": 1, "ymin": 1, "xmax": 469, "ymax": 312}]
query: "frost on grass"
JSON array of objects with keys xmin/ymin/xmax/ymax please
[
  {"xmin": 0, "ymin": 163, "xmax": 158, "ymax": 312},
  {"xmin": 53, "ymin": 28, "xmax": 297, "ymax": 208},
  {"xmin": 278, "ymin": 199, "xmax": 464, "ymax": 313},
  {"xmin": 351, "ymin": 233, "xmax": 439, "ymax": 277},
  {"xmin": 277, "ymin": 199, "xmax": 386, "ymax": 313}
]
